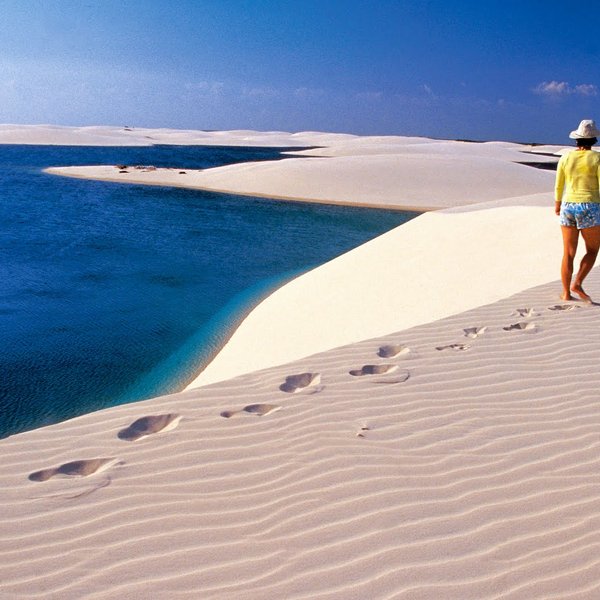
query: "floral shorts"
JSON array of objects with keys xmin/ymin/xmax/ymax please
[{"xmin": 559, "ymin": 202, "xmax": 600, "ymax": 229}]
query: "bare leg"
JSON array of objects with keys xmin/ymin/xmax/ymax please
[
  {"xmin": 560, "ymin": 226, "xmax": 579, "ymax": 300},
  {"xmin": 572, "ymin": 225, "xmax": 600, "ymax": 302}
]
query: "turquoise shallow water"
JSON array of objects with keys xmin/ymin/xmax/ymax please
[{"xmin": 0, "ymin": 144, "xmax": 416, "ymax": 438}]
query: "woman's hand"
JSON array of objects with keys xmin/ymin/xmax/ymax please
[{"xmin": 555, "ymin": 201, "xmax": 561, "ymax": 216}]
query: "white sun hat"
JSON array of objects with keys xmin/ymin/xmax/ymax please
[{"xmin": 569, "ymin": 119, "xmax": 600, "ymax": 139}]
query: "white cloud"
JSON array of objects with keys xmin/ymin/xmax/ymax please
[
  {"xmin": 533, "ymin": 80, "xmax": 598, "ymax": 97},
  {"xmin": 573, "ymin": 83, "xmax": 598, "ymax": 96},
  {"xmin": 534, "ymin": 80, "xmax": 569, "ymax": 95}
]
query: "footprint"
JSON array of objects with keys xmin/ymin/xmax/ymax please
[
  {"xmin": 280, "ymin": 372, "xmax": 321, "ymax": 393},
  {"xmin": 349, "ymin": 364, "xmax": 398, "ymax": 376},
  {"xmin": 512, "ymin": 308, "xmax": 538, "ymax": 318},
  {"xmin": 29, "ymin": 458, "xmax": 121, "ymax": 482},
  {"xmin": 463, "ymin": 326, "xmax": 488, "ymax": 339},
  {"xmin": 436, "ymin": 343, "xmax": 470, "ymax": 351},
  {"xmin": 356, "ymin": 425, "xmax": 370, "ymax": 439},
  {"xmin": 220, "ymin": 404, "xmax": 282, "ymax": 419},
  {"xmin": 503, "ymin": 322, "xmax": 537, "ymax": 332},
  {"xmin": 118, "ymin": 414, "xmax": 182, "ymax": 442},
  {"xmin": 548, "ymin": 304, "xmax": 581, "ymax": 312},
  {"xmin": 377, "ymin": 344, "xmax": 411, "ymax": 358}
]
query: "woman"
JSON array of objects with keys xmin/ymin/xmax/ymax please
[{"xmin": 555, "ymin": 119, "xmax": 600, "ymax": 302}]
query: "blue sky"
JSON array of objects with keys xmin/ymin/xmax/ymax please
[{"xmin": 0, "ymin": 0, "xmax": 597, "ymax": 143}]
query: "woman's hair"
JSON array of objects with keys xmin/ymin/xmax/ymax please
[{"xmin": 576, "ymin": 137, "xmax": 597, "ymax": 147}]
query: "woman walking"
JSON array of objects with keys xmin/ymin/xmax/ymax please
[{"xmin": 555, "ymin": 119, "xmax": 600, "ymax": 302}]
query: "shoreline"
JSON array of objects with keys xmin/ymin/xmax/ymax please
[
  {"xmin": 187, "ymin": 194, "xmax": 569, "ymax": 387},
  {"xmin": 3, "ymin": 142, "xmax": 412, "ymax": 440},
  {"xmin": 42, "ymin": 130, "xmax": 560, "ymax": 386},
  {"xmin": 119, "ymin": 265, "xmax": 310, "ymax": 405},
  {"xmin": 43, "ymin": 167, "xmax": 436, "ymax": 212}
]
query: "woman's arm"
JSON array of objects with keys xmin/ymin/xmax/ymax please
[{"xmin": 555, "ymin": 156, "xmax": 566, "ymax": 214}]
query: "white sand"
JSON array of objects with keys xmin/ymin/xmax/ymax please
[
  {"xmin": 44, "ymin": 133, "xmax": 559, "ymax": 211},
  {"xmin": 3, "ymin": 125, "xmax": 599, "ymax": 598},
  {"xmin": 0, "ymin": 123, "xmax": 353, "ymax": 147},
  {"xmin": 44, "ymin": 129, "xmax": 562, "ymax": 384},
  {"xmin": 2, "ymin": 275, "xmax": 600, "ymax": 599}
]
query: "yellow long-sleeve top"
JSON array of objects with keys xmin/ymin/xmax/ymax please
[{"xmin": 555, "ymin": 149, "xmax": 600, "ymax": 203}]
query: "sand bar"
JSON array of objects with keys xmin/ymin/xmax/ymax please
[{"xmin": 43, "ymin": 131, "xmax": 559, "ymax": 211}]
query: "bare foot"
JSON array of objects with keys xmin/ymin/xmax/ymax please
[
  {"xmin": 560, "ymin": 292, "xmax": 574, "ymax": 301},
  {"xmin": 571, "ymin": 284, "xmax": 592, "ymax": 303}
]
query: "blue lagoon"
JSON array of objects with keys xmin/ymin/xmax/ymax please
[{"xmin": 0, "ymin": 144, "xmax": 415, "ymax": 437}]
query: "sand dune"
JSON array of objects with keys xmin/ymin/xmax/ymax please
[
  {"xmin": 2, "ymin": 273, "xmax": 600, "ymax": 598},
  {"xmin": 2, "ymin": 126, "xmax": 598, "ymax": 597},
  {"xmin": 46, "ymin": 144, "xmax": 556, "ymax": 211},
  {"xmin": 44, "ymin": 133, "xmax": 564, "ymax": 387},
  {"xmin": 36, "ymin": 125, "xmax": 560, "ymax": 212},
  {"xmin": 0, "ymin": 124, "xmax": 352, "ymax": 147},
  {"xmin": 188, "ymin": 193, "xmax": 573, "ymax": 387}
]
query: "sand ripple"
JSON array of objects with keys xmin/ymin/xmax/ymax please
[{"xmin": 1, "ymin": 274, "xmax": 600, "ymax": 598}]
